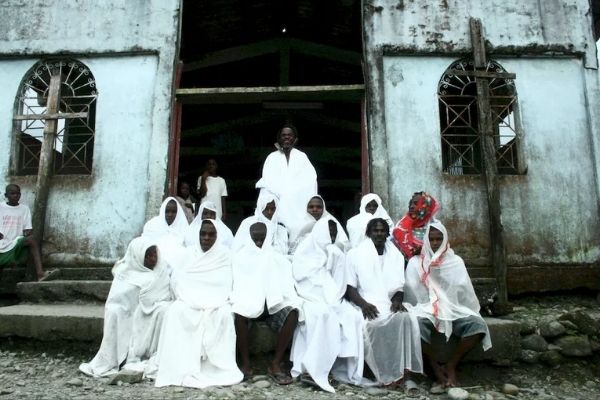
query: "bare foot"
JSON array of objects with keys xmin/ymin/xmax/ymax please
[
  {"xmin": 443, "ymin": 364, "xmax": 458, "ymax": 388},
  {"xmin": 430, "ymin": 361, "xmax": 447, "ymax": 385}
]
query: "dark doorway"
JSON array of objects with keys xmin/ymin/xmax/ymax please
[{"xmin": 175, "ymin": 0, "xmax": 364, "ymax": 229}]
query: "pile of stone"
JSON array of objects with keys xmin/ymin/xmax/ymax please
[{"xmin": 518, "ymin": 308, "xmax": 600, "ymax": 366}]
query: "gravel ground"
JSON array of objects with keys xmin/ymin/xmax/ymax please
[{"xmin": 0, "ymin": 293, "xmax": 598, "ymax": 400}]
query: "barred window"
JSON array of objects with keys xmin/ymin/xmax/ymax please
[
  {"xmin": 438, "ymin": 59, "xmax": 523, "ymax": 175},
  {"xmin": 13, "ymin": 59, "xmax": 97, "ymax": 175}
]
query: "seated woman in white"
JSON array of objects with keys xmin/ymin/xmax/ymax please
[
  {"xmin": 345, "ymin": 218, "xmax": 423, "ymax": 386},
  {"xmin": 291, "ymin": 217, "xmax": 364, "ymax": 392},
  {"xmin": 79, "ymin": 237, "xmax": 172, "ymax": 377},
  {"xmin": 155, "ymin": 220, "xmax": 243, "ymax": 389},
  {"xmin": 185, "ymin": 201, "xmax": 233, "ymax": 249},
  {"xmin": 232, "ymin": 190, "xmax": 288, "ymax": 255},
  {"xmin": 142, "ymin": 196, "xmax": 189, "ymax": 267},
  {"xmin": 346, "ymin": 193, "xmax": 394, "ymax": 249},
  {"xmin": 288, "ymin": 194, "xmax": 350, "ymax": 255}
]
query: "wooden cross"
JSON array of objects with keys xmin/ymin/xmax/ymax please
[{"xmin": 13, "ymin": 69, "xmax": 89, "ymax": 246}]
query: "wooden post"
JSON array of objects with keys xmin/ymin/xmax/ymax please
[
  {"xmin": 470, "ymin": 18, "xmax": 509, "ymax": 305},
  {"xmin": 31, "ymin": 71, "xmax": 61, "ymax": 247}
]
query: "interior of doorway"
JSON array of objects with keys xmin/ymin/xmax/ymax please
[{"xmin": 176, "ymin": 0, "xmax": 364, "ymax": 230}]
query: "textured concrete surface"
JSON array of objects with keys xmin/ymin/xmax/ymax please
[{"xmin": 17, "ymin": 280, "xmax": 112, "ymax": 303}]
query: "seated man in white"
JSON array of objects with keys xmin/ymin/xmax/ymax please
[
  {"xmin": 155, "ymin": 220, "xmax": 242, "ymax": 388},
  {"xmin": 79, "ymin": 237, "xmax": 172, "ymax": 377},
  {"xmin": 185, "ymin": 201, "xmax": 233, "ymax": 249},
  {"xmin": 404, "ymin": 221, "xmax": 491, "ymax": 390},
  {"xmin": 232, "ymin": 190, "xmax": 288, "ymax": 255},
  {"xmin": 346, "ymin": 193, "xmax": 394, "ymax": 248},
  {"xmin": 291, "ymin": 217, "xmax": 363, "ymax": 392},
  {"xmin": 142, "ymin": 196, "xmax": 189, "ymax": 267},
  {"xmin": 231, "ymin": 222, "xmax": 300, "ymax": 385},
  {"xmin": 345, "ymin": 218, "xmax": 423, "ymax": 386}
]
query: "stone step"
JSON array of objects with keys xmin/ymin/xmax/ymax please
[
  {"xmin": 45, "ymin": 266, "xmax": 113, "ymax": 281},
  {"xmin": 0, "ymin": 304, "xmax": 104, "ymax": 341},
  {"xmin": 17, "ymin": 280, "xmax": 112, "ymax": 304},
  {"xmin": 0, "ymin": 267, "xmax": 29, "ymax": 295}
]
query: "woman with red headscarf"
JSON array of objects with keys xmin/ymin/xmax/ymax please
[{"xmin": 392, "ymin": 192, "xmax": 440, "ymax": 260}]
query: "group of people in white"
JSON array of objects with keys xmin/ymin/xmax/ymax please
[{"xmin": 79, "ymin": 123, "xmax": 491, "ymax": 394}]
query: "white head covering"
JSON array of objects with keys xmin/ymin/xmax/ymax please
[
  {"xmin": 112, "ymin": 237, "xmax": 165, "ymax": 288},
  {"xmin": 346, "ymin": 193, "xmax": 394, "ymax": 248},
  {"xmin": 185, "ymin": 201, "xmax": 234, "ymax": 248},
  {"xmin": 404, "ymin": 221, "xmax": 491, "ymax": 350},
  {"xmin": 142, "ymin": 196, "xmax": 189, "ymax": 241}
]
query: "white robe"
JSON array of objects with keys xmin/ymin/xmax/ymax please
[
  {"xmin": 256, "ymin": 147, "xmax": 318, "ymax": 236},
  {"xmin": 346, "ymin": 193, "xmax": 394, "ymax": 249},
  {"xmin": 185, "ymin": 201, "xmax": 234, "ymax": 249},
  {"xmin": 79, "ymin": 238, "xmax": 172, "ymax": 378},
  {"xmin": 155, "ymin": 239, "xmax": 242, "ymax": 388},
  {"xmin": 291, "ymin": 217, "xmax": 363, "ymax": 392},
  {"xmin": 404, "ymin": 221, "xmax": 491, "ymax": 350},
  {"xmin": 346, "ymin": 239, "xmax": 423, "ymax": 385},
  {"xmin": 142, "ymin": 196, "xmax": 189, "ymax": 268}
]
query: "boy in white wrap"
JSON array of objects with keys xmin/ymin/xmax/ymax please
[
  {"xmin": 345, "ymin": 218, "xmax": 423, "ymax": 387},
  {"xmin": 404, "ymin": 221, "xmax": 491, "ymax": 390},
  {"xmin": 79, "ymin": 237, "xmax": 172, "ymax": 377},
  {"xmin": 231, "ymin": 222, "xmax": 300, "ymax": 385},
  {"xmin": 155, "ymin": 219, "xmax": 242, "ymax": 388},
  {"xmin": 291, "ymin": 217, "xmax": 364, "ymax": 392}
]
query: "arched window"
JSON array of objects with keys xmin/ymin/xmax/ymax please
[
  {"xmin": 438, "ymin": 59, "xmax": 523, "ymax": 175},
  {"xmin": 12, "ymin": 59, "xmax": 97, "ymax": 175}
]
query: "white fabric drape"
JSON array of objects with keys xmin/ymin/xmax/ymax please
[
  {"xmin": 155, "ymin": 223, "xmax": 242, "ymax": 388},
  {"xmin": 346, "ymin": 239, "xmax": 423, "ymax": 385},
  {"xmin": 404, "ymin": 221, "xmax": 491, "ymax": 350},
  {"xmin": 185, "ymin": 201, "xmax": 233, "ymax": 249},
  {"xmin": 142, "ymin": 197, "xmax": 189, "ymax": 267},
  {"xmin": 291, "ymin": 217, "xmax": 363, "ymax": 392},
  {"xmin": 79, "ymin": 238, "xmax": 172, "ymax": 378},
  {"xmin": 346, "ymin": 194, "xmax": 394, "ymax": 248},
  {"xmin": 255, "ymin": 147, "xmax": 318, "ymax": 236}
]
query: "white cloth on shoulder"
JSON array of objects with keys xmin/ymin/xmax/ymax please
[
  {"xmin": 291, "ymin": 217, "xmax": 363, "ymax": 392},
  {"xmin": 346, "ymin": 238, "xmax": 422, "ymax": 385},
  {"xmin": 230, "ymin": 222, "xmax": 301, "ymax": 319},
  {"xmin": 232, "ymin": 190, "xmax": 289, "ymax": 255},
  {"xmin": 142, "ymin": 197, "xmax": 189, "ymax": 267},
  {"xmin": 404, "ymin": 221, "xmax": 491, "ymax": 350},
  {"xmin": 346, "ymin": 194, "xmax": 394, "ymax": 248},
  {"xmin": 79, "ymin": 237, "xmax": 172, "ymax": 378},
  {"xmin": 255, "ymin": 147, "xmax": 317, "ymax": 236},
  {"xmin": 185, "ymin": 201, "xmax": 233, "ymax": 249},
  {"xmin": 288, "ymin": 194, "xmax": 349, "ymax": 255},
  {"xmin": 155, "ymin": 220, "xmax": 242, "ymax": 388}
]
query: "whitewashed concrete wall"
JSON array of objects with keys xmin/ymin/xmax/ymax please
[
  {"xmin": 0, "ymin": 0, "xmax": 180, "ymax": 264},
  {"xmin": 382, "ymin": 56, "xmax": 600, "ymax": 265}
]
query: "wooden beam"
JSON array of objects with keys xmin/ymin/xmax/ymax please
[
  {"xmin": 470, "ymin": 17, "xmax": 509, "ymax": 305},
  {"xmin": 180, "ymin": 147, "xmax": 361, "ymax": 158},
  {"xmin": 14, "ymin": 112, "xmax": 88, "ymax": 121},
  {"xmin": 449, "ymin": 70, "xmax": 515, "ymax": 79}
]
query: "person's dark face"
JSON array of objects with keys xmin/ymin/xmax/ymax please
[
  {"xmin": 307, "ymin": 197, "xmax": 324, "ymax": 220},
  {"xmin": 277, "ymin": 127, "xmax": 296, "ymax": 151},
  {"xmin": 369, "ymin": 221, "xmax": 388, "ymax": 248},
  {"xmin": 199, "ymin": 222, "xmax": 217, "ymax": 251},
  {"xmin": 365, "ymin": 199, "xmax": 378, "ymax": 215},
  {"xmin": 201, "ymin": 208, "xmax": 217, "ymax": 220},
  {"xmin": 328, "ymin": 220, "xmax": 337, "ymax": 244},
  {"xmin": 262, "ymin": 201, "xmax": 276, "ymax": 220},
  {"xmin": 165, "ymin": 200, "xmax": 178, "ymax": 225},
  {"xmin": 408, "ymin": 195, "xmax": 420, "ymax": 218},
  {"xmin": 143, "ymin": 246, "xmax": 158, "ymax": 270},
  {"xmin": 206, "ymin": 159, "xmax": 218, "ymax": 175},
  {"xmin": 250, "ymin": 225, "xmax": 267, "ymax": 248},
  {"xmin": 429, "ymin": 227, "xmax": 444, "ymax": 253},
  {"xmin": 180, "ymin": 183, "xmax": 190, "ymax": 198},
  {"xmin": 5, "ymin": 186, "xmax": 21, "ymax": 206}
]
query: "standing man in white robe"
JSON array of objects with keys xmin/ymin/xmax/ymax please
[
  {"xmin": 231, "ymin": 222, "xmax": 300, "ymax": 385},
  {"xmin": 345, "ymin": 218, "xmax": 423, "ymax": 386},
  {"xmin": 79, "ymin": 237, "xmax": 172, "ymax": 377},
  {"xmin": 155, "ymin": 220, "xmax": 242, "ymax": 388},
  {"xmin": 291, "ymin": 217, "xmax": 363, "ymax": 392},
  {"xmin": 255, "ymin": 123, "xmax": 318, "ymax": 237},
  {"xmin": 404, "ymin": 221, "xmax": 490, "ymax": 391}
]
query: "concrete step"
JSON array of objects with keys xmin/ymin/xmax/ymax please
[
  {"xmin": 17, "ymin": 280, "xmax": 112, "ymax": 304},
  {"xmin": 0, "ymin": 267, "xmax": 29, "ymax": 295},
  {"xmin": 0, "ymin": 304, "xmax": 104, "ymax": 341},
  {"xmin": 45, "ymin": 266, "xmax": 113, "ymax": 281}
]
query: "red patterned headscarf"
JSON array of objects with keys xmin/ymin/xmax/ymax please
[{"xmin": 392, "ymin": 192, "xmax": 440, "ymax": 259}]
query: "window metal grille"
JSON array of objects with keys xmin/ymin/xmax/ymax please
[
  {"xmin": 13, "ymin": 59, "xmax": 97, "ymax": 175},
  {"xmin": 438, "ymin": 59, "xmax": 522, "ymax": 175}
]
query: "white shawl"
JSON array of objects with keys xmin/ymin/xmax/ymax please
[
  {"xmin": 404, "ymin": 221, "xmax": 491, "ymax": 350},
  {"xmin": 346, "ymin": 194, "xmax": 394, "ymax": 248},
  {"xmin": 185, "ymin": 201, "xmax": 234, "ymax": 249},
  {"xmin": 142, "ymin": 197, "xmax": 189, "ymax": 267}
]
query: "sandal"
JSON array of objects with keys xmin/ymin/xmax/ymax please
[
  {"xmin": 405, "ymin": 379, "xmax": 419, "ymax": 397},
  {"xmin": 38, "ymin": 269, "xmax": 59, "ymax": 282},
  {"xmin": 429, "ymin": 382, "xmax": 446, "ymax": 394},
  {"xmin": 300, "ymin": 373, "xmax": 319, "ymax": 388},
  {"xmin": 267, "ymin": 367, "xmax": 293, "ymax": 385}
]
